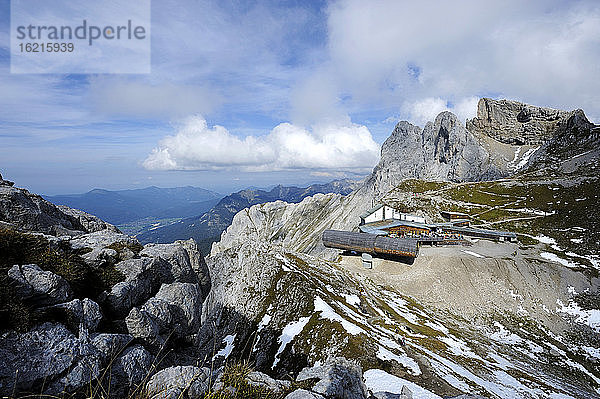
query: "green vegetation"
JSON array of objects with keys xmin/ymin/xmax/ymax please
[
  {"xmin": 107, "ymin": 240, "xmax": 144, "ymax": 256},
  {"xmin": 0, "ymin": 228, "xmax": 125, "ymax": 331},
  {"xmin": 394, "ymin": 179, "xmax": 450, "ymax": 194},
  {"xmin": 206, "ymin": 362, "xmax": 287, "ymax": 399}
]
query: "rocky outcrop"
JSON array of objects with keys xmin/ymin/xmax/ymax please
[
  {"xmin": 126, "ymin": 282, "xmax": 203, "ymax": 344},
  {"xmin": 466, "ymin": 98, "xmax": 576, "ymax": 145},
  {"xmin": 245, "ymin": 370, "xmax": 292, "ymax": 393},
  {"xmin": 0, "ymin": 175, "xmax": 117, "ymax": 236},
  {"xmin": 0, "ymin": 178, "xmax": 211, "ymax": 397},
  {"xmin": 0, "ymin": 323, "xmax": 81, "ymax": 392},
  {"xmin": 526, "ymin": 109, "xmax": 599, "ymax": 174}
]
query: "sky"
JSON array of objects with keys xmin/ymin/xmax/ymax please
[{"xmin": 0, "ymin": 0, "xmax": 599, "ymax": 195}]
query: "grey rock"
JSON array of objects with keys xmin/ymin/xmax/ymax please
[
  {"xmin": 466, "ymin": 98, "xmax": 574, "ymax": 145},
  {"xmin": 0, "ymin": 323, "xmax": 80, "ymax": 394},
  {"xmin": 284, "ymin": 389, "xmax": 326, "ymax": 399},
  {"xmin": 373, "ymin": 386, "xmax": 413, "ymax": 399},
  {"xmin": 125, "ymin": 307, "xmax": 161, "ymax": 343},
  {"xmin": 57, "ymin": 205, "xmax": 120, "ymax": 234},
  {"xmin": 0, "ymin": 179, "xmax": 114, "ymax": 236},
  {"xmin": 153, "ymin": 282, "xmax": 202, "ymax": 335},
  {"xmin": 0, "ymin": 172, "xmax": 14, "ymax": 187},
  {"xmin": 110, "ymin": 345, "xmax": 153, "ymax": 396},
  {"xmin": 8, "ymin": 264, "xmax": 73, "ymax": 306},
  {"xmin": 146, "ymin": 366, "xmax": 211, "ymax": 399},
  {"xmin": 297, "ymin": 357, "xmax": 367, "ymax": 399},
  {"xmin": 105, "ymin": 257, "xmax": 171, "ymax": 317},
  {"xmin": 366, "ymin": 112, "xmax": 503, "ymax": 198},
  {"xmin": 140, "ymin": 242, "xmax": 199, "ymax": 284},
  {"xmin": 246, "ymin": 370, "xmax": 292, "ymax": 393},
  {"xmin": 69, "ymin": 229, "xmax": 138, "ymax": 251},
  {"xmin": 48, "ymin": 298, "xmax": 103, "ymax": 332},
  {"xmin": 178, "ymin": 239, "xmax": 211, "ymax": 300},
  {"xmin": 90, "ymin": 333, "xmax": 134, "ymax": 359},
  {"xmin": 126, "ymin": 282, "xmax": 203, "ymax": 341},
  {"xmin": 48, "ymin": 356, "xmax": 102, "ymax": 394},
  {"xmin": 82, "ymin": 247, "xmax": 118, "ymax": 268}
]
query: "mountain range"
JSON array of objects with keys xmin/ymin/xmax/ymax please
[
  {"xmin": 45, "ymin": 186, "xmax": 223, "ymax": 226},
  {"xmin": 136, "ymin": 179, "xmax": 360, "ymax": 253}
]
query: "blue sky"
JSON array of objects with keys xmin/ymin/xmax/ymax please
[{"xmin": 1, "ymin": 0, "xmax": 599, "ymax": 195}]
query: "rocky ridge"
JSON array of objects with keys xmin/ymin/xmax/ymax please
[{"xmin": 0, "ymin": 173, "xmax": 117, "ymax": 236}]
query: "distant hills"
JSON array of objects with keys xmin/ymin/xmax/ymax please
[
  {"xmin": 136, "ymin": 179, "xmax": 360, "ymax": 253},
  {"xmin": 45, "ymin": 186, "xmax": 223, "ymax": 226}
]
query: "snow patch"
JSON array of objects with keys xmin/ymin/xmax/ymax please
[
  {"xmin": 557, "ymin": 300, "xmax": 600, "ymax": 333},
  {"xmin": 462, "ymin": 250, "xmax": 484, "ymax": 258},
  {"xmin": 488, "ymin": 322, "xmax": 523, "ymax": 345},
  {"xmin": 314, "ymin": 296, "xmax": 365, "ymax": 335},
  {"xmin": 376, "ymin": 346, "xmax": 421, "ymax": 375},
  {"xmin": 273, "ymin": 316, "xmax": 311, "ymax": 368},
  {"xmin": 343, "ymin": 294, "xmax": 361, "ymax": 306},
  {"xmin": 364, "ymin": 369, "xmax": 441, "ymax": 398},
  {"xmin": 214, "ymin": 334, "xmax": 236, "ymax": 360},
  {"xmin": 541, "ymin": 252, "xmax": 582, "ymax": 269},
  {"xmin": 439, "ymin": 336, "xmax": 483, "ymax": 360}
]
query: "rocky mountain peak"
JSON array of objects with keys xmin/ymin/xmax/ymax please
[
  {"xmin": 466, "ymin": 97, "xmax": 576, "ymax": 145},
  {"xmin": 367, "ymin": 109, "xmax": 502, "ymax": 198}
]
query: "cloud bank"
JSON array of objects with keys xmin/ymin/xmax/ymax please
[
  {"xmin": 143, "ymin": 116, "xmax": 380, "ymax": 172},
  {"xmin": 315, "ymin": 0, "xmax": 600, "ymax": 123}
]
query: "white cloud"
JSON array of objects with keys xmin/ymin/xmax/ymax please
[
  {"xmin": 143, "ymin": 116, "xmax": 380, "ymax": 172},
  {"xmin": 402, "ymin": 96, "xmax": 479, "ymax": 126},
  {"xmin": 324, "ymin": 0, "xmax": 600, "ymax": 122}
]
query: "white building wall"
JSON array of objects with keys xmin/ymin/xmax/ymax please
[{"xmin": 363, "ymin": 205, "xmax": 426, "ymax": 224}]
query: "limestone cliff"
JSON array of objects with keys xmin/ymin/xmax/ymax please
[{"xmin": 466, "ymin": 98, "xmax": 577, "ymax": 145}]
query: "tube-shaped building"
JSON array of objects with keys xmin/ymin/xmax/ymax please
[{"xmin": 322, "ymin": 230, "xmax": 418, "ymax": 258}]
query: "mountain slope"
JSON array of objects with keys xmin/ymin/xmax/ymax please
[{"xmin": 137, "ymin": 179, "xmax": 360, "ymax": 253}]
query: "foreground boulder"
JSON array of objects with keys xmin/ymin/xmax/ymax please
[
  {"xmin": 296, "ymin": 357, "xmax": 368, "ymax": 399},
  {"xmin": 245, "ymin": 370, "xmax": 292, "ymax": 393},
  {"xmin": 145, "ymin": 366, "xmax": 211, "ymax": 399},
  {"xmin": 8, "ymin": 264, "xmax": 73, "ymax": 306},
  {"xmin": 126, "ymin": 282, "xmax": 203, "ymax": 344},
  {"xmin": 0, "ymin": 323, "xmax": 80, "ymax": 393},
  {"xmin": 43, "ymin": 297, "xmax": 103, "ymax": 332}
]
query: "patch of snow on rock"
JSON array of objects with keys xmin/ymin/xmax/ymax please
[
  {"xmin": 376, "ymin": 346, "xmax": 421, "ymax": 375},
  {"xmin": 314, "ymin": 296, "xmax": 365, "ymax": 335},
  {"xmin": 343, "ymin": 294, "xmax": 361, "ymax": 306},
  {"xmin": 273, "ymin": 316, "xmax": 311, "ymax": 368},
  {"xmin": 557, "ymin": 300, "xmax": 600, "ymax": 333},
  {"xmin": 363, "ymin": 369, "xmax": 441, "ymax": 398},
  {"xmin": 214, "ymin": 334, "xmax": 236, "ymax": 360},
  {"xmin": 541, "ymin": 252, "xmax": 582, "ymax": 269}
]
